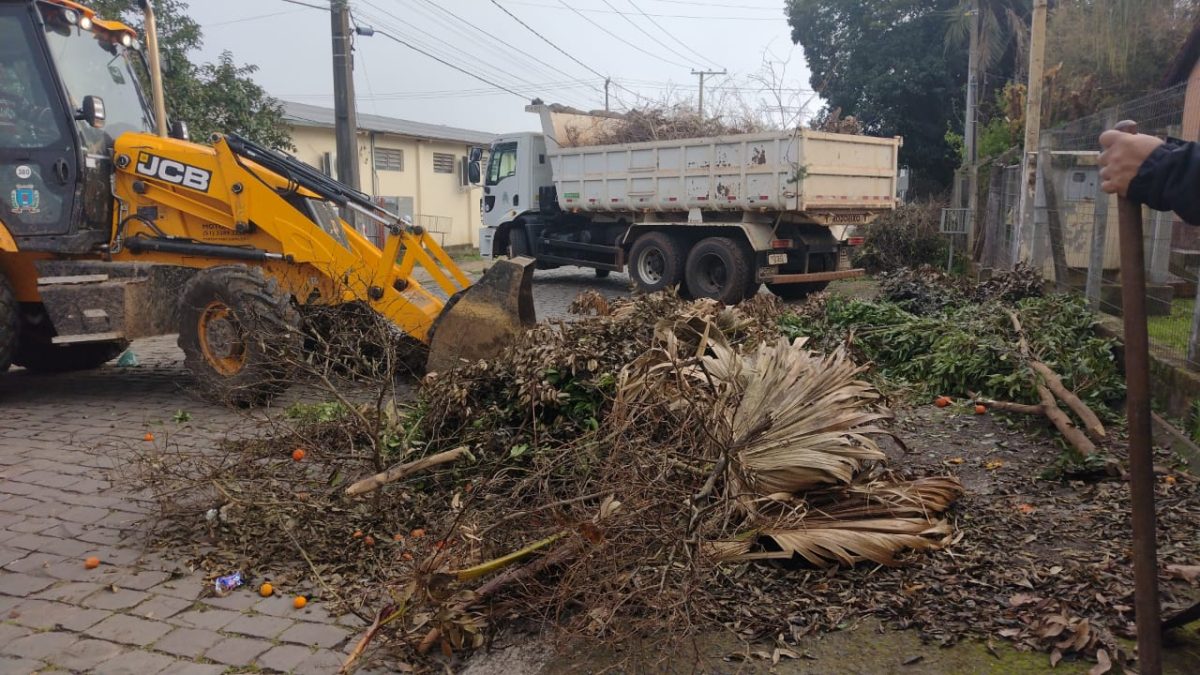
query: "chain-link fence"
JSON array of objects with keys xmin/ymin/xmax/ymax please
[{"xmin": 977, "ymin": 82, "xmax": 1198, "ymax": 367}]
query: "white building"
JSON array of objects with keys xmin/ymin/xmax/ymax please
[{"xmin": 283, "ymin": 102, "xmax": 494, "ymax": 249}]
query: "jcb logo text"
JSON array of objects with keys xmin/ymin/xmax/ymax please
[{"xmin": 135, "ymin": 153, "xmax": 211, "ymax": 192}]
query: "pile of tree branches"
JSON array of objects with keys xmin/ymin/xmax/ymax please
[
  {"xmin": 130, "ymin": 292, "xmax": 962, "ymax": 671},
  {"xmin": 782, "ymin": 276, "xmax": 1123, "ymax": 459},
  {"xmin": 580, "ymin": 103, "xmax": 767, "ymax": 146}
]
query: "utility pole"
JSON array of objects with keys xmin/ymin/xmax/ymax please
[
  {"xmin": 691, "ymin": 69, "xmax": 726, "ymax": 118},
  {"xmin": 605, "ymin": 77, "xmax": 611, "ymax": 112},
  {"xmin": 1013, "ymin": 0, "xmax": 1048, "ymax": 265},
  {"xmin": 331, "ymin": 0, "xmax": 360, "ymax": 193},
  {"xmin": 964, "ymin": 0, "xmax": 980, "ymax": 250}
]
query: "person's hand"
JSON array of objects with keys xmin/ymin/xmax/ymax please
[{"xmin": 1098, "ymin": 130, "xmax": 1164, "ymax": 197}]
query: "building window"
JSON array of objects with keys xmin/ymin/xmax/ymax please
[
  {"xmin": 432, "ymin": 152, "xmax": 455, "ymax": 174},
  {"xmin": 374, "ymin": 147, "xmax": 403, "ymax": 172}
]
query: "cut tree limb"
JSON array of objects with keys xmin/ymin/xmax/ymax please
[
  {"xmin": 1006, "ymin": 311, "xmax": 1100, "ymax": 456},
  {"xmin": 1030, "ymin": 361, "xmax": 1107, "ymax": 441},
  {"xmin": 345, "ymin": 446, "xmax": 470, "ymax": 496},
  {"xmin": 417, "ymin": 537, "xmax": 583, "ymax": 654}
]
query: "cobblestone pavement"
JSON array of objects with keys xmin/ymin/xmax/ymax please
[{"xmin": 0, "ymin": 265, "xmax": 629, "ymax": 674}]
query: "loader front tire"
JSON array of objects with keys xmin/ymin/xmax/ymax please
[
  {"xmin": 178, "ymin": 266, "xmax": 301, "ymax": 406},
  {"xmin": 0, "ymin": 275, "xmax": 17, "ymax": 373}
]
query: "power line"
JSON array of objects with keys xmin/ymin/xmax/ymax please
[
  {"xmin": 274, "ymin": 0, "xmax": 329, "ymax": 10},
  {"xmin": 357, "ymin": 3, "xmax": 565, "ymax": 103},
  {"xmin": 649, "ymin": 0, "xmax": 779, "ymax": 8},
  {"xmin": 625, "ymin": 0, "xmax": 722, "ymax": 69},
  {"xmin": 403, "ymin": 0, "xmax": 602, "ymax": 102},
  {"xmin": 555, "ymin": 0, "xmax": 690, "ymax": 68},
  {"xmin": 487, "ymin": 0, "xmax": 606, "ymax": 81},
  {"xmin": 596, "ymin": 0, "xmax": 700, "ymax": 67},
  {"xmin": 357, "ymin": 7, "xmax": 596, "ymax": 109},
  {"xmin": 371, "ymin": 28, "xmax": 528, "ymax": 99},
  {"xmin": 508, "ymin": 1, "xmax": 782, "ymax": 20}
]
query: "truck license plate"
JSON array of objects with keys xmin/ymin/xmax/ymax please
[{"xmin": 768, "ymin": 253, "xmax": 788, "ymax": 265}]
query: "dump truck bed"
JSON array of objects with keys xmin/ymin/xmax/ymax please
[{"xmin": 541, "ymin": 121, "xmax": 901, "ymax": 223}]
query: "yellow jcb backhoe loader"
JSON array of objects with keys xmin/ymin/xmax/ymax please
[{"xmin": 0, "ymin": 0, "xmax": 535, "ymax": 403}]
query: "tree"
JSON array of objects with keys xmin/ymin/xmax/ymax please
[
  {"xmin": 86, "ymin": 0, "xmax": 291, "ymax": 148},
  {"xmin": 786, "ymin": 0, "xmax": 968, "ymax": 195},
  {"xmin": 1045, "ymin": 0, "xmax": 1199, "ymax": 123}
]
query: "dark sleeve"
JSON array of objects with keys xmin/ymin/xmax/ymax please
[{"xmin": 1128, "ymin": 140, "xmax": 1200, "ymax": 225}]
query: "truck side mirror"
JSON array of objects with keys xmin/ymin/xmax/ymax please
[
  {"xmin": 468, "ymin": 161, "xmax": 481, "ymax": 185},
  {"xmin": 469, "ymin": 146, "xmax": 483, "ymax": 162},
  {"xmin": 76, "ymin": 95, "xmax": 105, "ymax": 128}
]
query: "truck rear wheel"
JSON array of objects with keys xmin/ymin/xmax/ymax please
[
  {"xmin": 0, "ymin": 275, "xmax": 16, "ymax": 373},
  {"xmin": 684, "ymin": 237, "xmax": 754, "ymax": 305},
  {"xmin": 178, "ymin": 266, "xmax": 301, "ymax": 406},
  {"xmin": 628, "ymin": 232, "xmax": 686, "ymax": 295}
]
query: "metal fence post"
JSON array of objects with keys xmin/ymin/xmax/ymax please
[
  {"xmin": 1188, "ymin": 274, "xmax": 1200, "ymax": 369},
  {"xmin": 1086, "ymin": 182, "xmax": 1109, "ymax": 311}
]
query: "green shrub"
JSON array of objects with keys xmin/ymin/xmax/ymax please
[{"xmin": 852, "ymin": 200, "xmax": 949, "ymax": 273}]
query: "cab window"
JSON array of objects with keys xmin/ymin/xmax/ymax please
[
  {"xmin": 0, "ymin": 9, "xmax": 68, "ymax": 150},
  {"xmin": 486, "ymin": 142, "xmax": 517, "ymax": 186}
]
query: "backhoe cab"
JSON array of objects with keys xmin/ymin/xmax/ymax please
[{"xmin": 0, "ymin": 0, "xmax": 535, "ymax": 403}]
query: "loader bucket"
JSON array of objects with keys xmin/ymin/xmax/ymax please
[{"xmin": 426, "ymin": 256, "xmax": 537, "ymax": 373}]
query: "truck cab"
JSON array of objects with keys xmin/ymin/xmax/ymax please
[{"xmin": 479, "ymin": 132, "xmax": 550, "ymax": 257}]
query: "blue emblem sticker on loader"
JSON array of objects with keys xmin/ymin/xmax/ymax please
[{"xmin": 9, "ymin": 184, "xmax": 39, "ymax": 214}]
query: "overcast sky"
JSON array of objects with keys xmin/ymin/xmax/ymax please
[{"xmin": 185, "ymin": 0, "xmax": 815, "ymax": 135}]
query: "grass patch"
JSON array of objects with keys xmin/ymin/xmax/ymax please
[{"xmin": 1147, "ymin": 297, "xmax": 1194, "ymax": 356}]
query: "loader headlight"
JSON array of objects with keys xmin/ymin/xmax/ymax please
[
  {"xmin": 63, "ymin": 9, "xmax": 79, "ymax": 24},
  {"xmin": 79, "ymin": 16, "xmax": 93, "ymax": 31},
  {"xmin": 120, "ymin": 33, "xmax": 133, "ymax": 47}
]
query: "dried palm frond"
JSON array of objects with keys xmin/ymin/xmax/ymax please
[
  {"xmin": 707, "ymin": 338, "xmax": 891, "ymax": 495},
  {"xmin": 709, "ymin": 517, "xmax": 954, "ymax": 567},
  {"xmin": 803, "ymin": 476, "xmax": 965, "ymax": 520}
]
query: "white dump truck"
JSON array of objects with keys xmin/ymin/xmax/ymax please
[{"xmin": 475, "ymin": 104, "xmax": 902, "ymax": 303}]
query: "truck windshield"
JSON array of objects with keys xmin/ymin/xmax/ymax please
[
  {"xmin": 38, "ymin": 2, "xmax": 154, "ymax": 148},
  {"xmin": 486, "ymin": 142, "xmax": 517, "ymax": 186}
]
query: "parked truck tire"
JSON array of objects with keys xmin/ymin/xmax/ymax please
[
  {"xmin": 508, "ymin": 227, "xmax": 530, "ymax": 257},
  {"xmin": 684, "ymin": 236, "xmax": 755, "ymax": 305},
  {"xmin": 628, "ymin": 232, "xmax": 686, "ymax": 295},
  {"xmin": 178, "ymin": 265, "xmax": 302, "ymax": 406},
  {"xmin": 0, "ymin": 275, "xmax": 16, "ymax": 373}
]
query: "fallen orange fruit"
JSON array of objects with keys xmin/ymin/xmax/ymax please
[
  {"xmin": 410, "ymin": 528, "xmax": 426, "ymax": 539},
  {"xmin": 293, "ymin": 596, "xmax": 307, "ymax": 609},
  {"xmin": 393, "ymin": 533, "xmax": 405, "ymax": 542},
  {"xmin": 84, "ymin": 556, "xmax": 100, "ymax": 569},
  {"xmin": 935, "ymin": 396, "xmax": 952, "ymax": 408},
  {"xmin": 259, "ymin": 582, "xmax": 273, "ymax": 597},
  {"xmin": 291, "ymin": 448, "xmax": 306, "ymax": 462},
  {"xmin": 143, "ymin": 432, "xmax": 155, "ymax": 442},
  {"xmin": 974, "ymin": 404, "xmax": 987, "ymax": 415},
  {"xmin": 363, "ymin": 535, "xmax": 375, "ymax": 547},
  {"xmin": 352, "ymin": 530, "xmax": 363, "ymax": 538}
]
